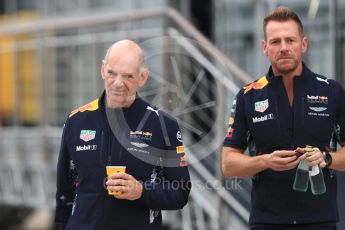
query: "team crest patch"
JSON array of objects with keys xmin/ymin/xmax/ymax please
[
  {"xmin": 80, "ymin": 130, "xmax": 96, "ymax": 142},
  {"xmin": 255, "ymin": 99, "xmax": 269, "ymax": 113}
]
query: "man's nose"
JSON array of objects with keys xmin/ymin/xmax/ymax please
[
  {"xmin": 113, "ymin": 77, "xmax": 124, "ymax": 87},
  {"xmin": 280, "ymin": 41, "xmax": 288, "ymax": 51}
]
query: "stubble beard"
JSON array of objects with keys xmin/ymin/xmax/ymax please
[{"xmin": 274, "ymin": 58, "xmax": 299, "ymax": 75}]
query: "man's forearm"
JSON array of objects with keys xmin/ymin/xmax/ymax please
[
  {"xmin": 329, "ymin": 142, "xmax": 345, "ymax": 171},
  {"xmin": 222, "ymin": 147, "xmax": 267, "ymax": 178},
  {"xmin": 137, "ymin": 179, "xmax": 191, "ymax": 210}
]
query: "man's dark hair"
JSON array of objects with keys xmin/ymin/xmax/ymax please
[{"xmin": 263, "ymin": 6, "xmax": 304, "ymax": 39}]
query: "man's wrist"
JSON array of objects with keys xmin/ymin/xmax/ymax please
[
  {"xmin": 259, "ymin": 154, "xmax": 269, "ymax": 170},
  {"xmin": 322, "ymin": 151, "xmax": 333, "ymax": 168}
]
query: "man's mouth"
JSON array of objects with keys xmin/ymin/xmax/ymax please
[
  {"xmin": 278, "ymin": 56, "xmax": 292, "ymax": 60},
  {"xmin": 111, "ymin": 91, "xmax": 126, "ymax": 96}
]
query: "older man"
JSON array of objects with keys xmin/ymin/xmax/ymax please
[{"xmin": 55, "ymin": 40, "xmax": 191, "ymax": 230}]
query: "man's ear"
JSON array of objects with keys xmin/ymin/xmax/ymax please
[
  {"xmin": 101, "ymin": 60, "xmax": 106, "ymax": 80},
  {"xmin": 262, "ymin": 39, "xmax": 268, "ymax": 56},
  {"xmin": 138, "ymin": 68, "xmax": 149, "ymax": 87},
  {"xmin": 301, "ymin": 36, "xmax": 308, "ymax": 54}
]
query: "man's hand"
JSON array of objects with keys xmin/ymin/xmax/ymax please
[
  {"xmin": 303, "ymin": 147, "xmax": 327, "ymax": 168},
  {"xmin": 106, "ymin": 172, "xmax": 143, "ymax": 200},
  {"xmin": 264, "ymin": 150, "xmax": 300, "ymax": 171}
]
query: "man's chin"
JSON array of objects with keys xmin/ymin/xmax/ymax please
[
  {"xmin": 108, "ymin": 96, "xmax": 136, "ymax": 108},
  {"xmin": 111, "ymin": 96, "xmax": 125, "ymax": 102},
  {"xmin": 276, "ymin": 62, "xmax": 297, "ymax": 74}
]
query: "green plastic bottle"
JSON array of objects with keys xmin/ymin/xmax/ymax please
[
  {"xmin": 293, "ymin": 159, "xmax": 309, "ymax": 192},
  {"xmin": 309, "ymin": 164, "xmax": 326, "ymax": 195}
]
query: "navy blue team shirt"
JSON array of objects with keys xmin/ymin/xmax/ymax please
[
  {"xmin": 55, "ymin": 92, "xmax": 191, "ymax": 230},
  {"xmin": 224, "ymin": 63, "xmax": 345, "ymax": 225}
]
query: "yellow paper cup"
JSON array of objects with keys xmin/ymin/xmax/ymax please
[{"xmin": 106, "ymin": 166, "xmax": 126, "ymax": 195}]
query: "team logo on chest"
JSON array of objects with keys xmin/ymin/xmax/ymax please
[
  {"xmin": 80, "ymin": 130, "xmax": 96, "ymax": 142},
  {"xmin": 307, "ymin": 95, "xmax": 328, "ymax": 104},
  {"xmin": 254, "ymin": 99, "xmax": 269, "ymax": 113},
  {"xmin": 129, "ymin": 130, "xmax": 153, "ymax": 141}
]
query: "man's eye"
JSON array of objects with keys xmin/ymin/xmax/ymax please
[
  {"xmin": 107, "ymin": 71, "xmax": 117, "ymax": 77},
  {"xmin": 123, "ymin": 74, "xmax": 133, "ymax": 79}
]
